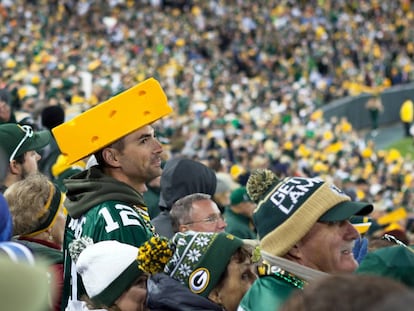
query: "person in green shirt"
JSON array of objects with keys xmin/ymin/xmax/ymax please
[
  {"xmin": 53, "ymin": 78, "xmax": 172, "ymax": 311},
  {"xmin": 225, "ymin": 187, "xmax": 257, "ymax": 240},
  {"xmin": 238, "ymin": 169, "xmax": 373, "ymax": 311}
]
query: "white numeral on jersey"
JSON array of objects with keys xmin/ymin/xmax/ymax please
[
  {"xmin": 116, "ymin": 204, "xmax": 143, "ymax": 227},
  {"xmin": 99, "ymin": 204, "xmax": 143, "ymax": 233},
  {"xmin": 99, "ymin": 208, "xmax": 120, "ymax": 232}
]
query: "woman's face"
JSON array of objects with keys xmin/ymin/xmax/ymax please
[
  {"xmin": 209, "ymin": 256, "xmax": 257, "ymax": 311},
  {"xmin": 114, "ymin": 275, "xmax": 149, "ymax": 311}
]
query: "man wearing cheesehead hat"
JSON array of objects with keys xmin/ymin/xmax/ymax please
[
  {"xmin": 0, "ymin": 123, "xmax": 52, "ymax": 193},
  {"xmin": 52, "ymin": 78, "xmax": 172, "ymax": 311},
  {"xmin": 238, "ymin": 169, "xmax": 373, "ymax": 311}
]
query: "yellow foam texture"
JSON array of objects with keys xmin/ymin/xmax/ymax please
[{"xmin": 52, "ymin": 77, "xmax": 172, "ymax": 165}]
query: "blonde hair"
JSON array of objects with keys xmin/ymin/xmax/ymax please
[{"xmin": 4, "ymin": 173, "xmax": 53, "ymax": 236}]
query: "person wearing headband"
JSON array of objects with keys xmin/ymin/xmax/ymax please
[
  {"xmin": 4, "ymin": 173, "xmax": 66, "ymax": 311},
  {"xmin": 0, "ymin": 123, "xmax": 51, "ymax": 193}
]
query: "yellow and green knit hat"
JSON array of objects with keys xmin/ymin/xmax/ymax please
[
  {"xmin": 247, "ymin": 169, "xmax": 373, "ymax": 257},
  {"xmin": 164, "ymin": 231, "xmax": 243, "ymax": 297}
]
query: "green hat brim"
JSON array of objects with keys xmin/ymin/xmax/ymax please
[
  {"xmin": 319, "ymin": 201, "xmax": 373, "ymax": 222},
  {"xmin": 92, "ymin": 261, "xmax": 143, "ymax": 306},
  {"xmin": 20, "ymin": 130, "xmax": 52, "ymax": 157}
]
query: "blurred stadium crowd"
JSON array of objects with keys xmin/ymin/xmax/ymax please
[{"xmin": 0, "ymin": 0, "xmax": 413, "ymax": 240}]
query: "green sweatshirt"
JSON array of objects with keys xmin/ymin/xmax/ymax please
[{"xmin": 61, "ymin": 167, "xmax": 155, "ymax": 311}]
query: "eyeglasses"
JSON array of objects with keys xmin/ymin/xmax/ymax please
[
  {"xmin": 9, "ymin": 125, "xmax": 34, "ymax": 162},
  {"xmin": 381, "ymin": 234, "xmax": 407, "ymax": 247},
  {"xmin": 185, "ymin": 213, "xmax": 225, "ymax": 225}
]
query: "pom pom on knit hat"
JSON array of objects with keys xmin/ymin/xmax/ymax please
[
  {"xmin": 137, "ymin": 236, "xmax": 174, "ymax": 275},
  {"xmin": 164, "ymin": 231, "xmax": 243, "ymax": 297},
  {"xmin": 247, "ymin": 169, "xmax": 373, "ymax": 257},
  {"xmin": 246, "ymin": 169, "xmax": 279, "ymax": 203}
]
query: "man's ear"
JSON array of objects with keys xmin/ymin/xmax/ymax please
[
  {"xmin": 8, "ymin": 160, "xmax": 21, "ymax": 175},
  {"xmin": 178, "ymin": 224, "xmax": 189, "ymax": 232},
  {"xmin": 101, "ymin": 147, "xmax": 120, "ymax": 167},
  {"xmin": 285, "ymin": 244, "xmax": 302, "ymax": 261}
]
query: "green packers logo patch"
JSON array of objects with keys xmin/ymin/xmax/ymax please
[{"xmin": 189, "ymin": 267, "xmax": 210, "ymax": 294}]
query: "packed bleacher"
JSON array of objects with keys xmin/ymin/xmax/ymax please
[{"xmin": 1, "ymin": 1, "xmax": 414, "ymax": 310}]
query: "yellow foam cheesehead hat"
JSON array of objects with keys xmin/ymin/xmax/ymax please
[{"xmin": 52, "ymin": 77, "xmax": 172, "ymax": 165}]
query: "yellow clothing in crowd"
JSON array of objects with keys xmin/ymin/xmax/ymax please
[{"xmin": 400, "ymin": 99, "xmax": 414, "ymax": 122}]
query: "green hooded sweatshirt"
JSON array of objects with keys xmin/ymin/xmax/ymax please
[{"xmin": 61, "ymin": 166, "xmax": 155, "ymax": 311}]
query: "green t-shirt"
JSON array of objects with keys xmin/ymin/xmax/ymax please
[
  {"xmin": 61, "ymin": 200, "xmax": 155, "ymax": 310},
  {"xmin": 224, "ymin": 208, "xmax": 257, "ymax": 240}
]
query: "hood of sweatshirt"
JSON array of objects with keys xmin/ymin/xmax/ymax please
[
  {"xmin": 64, "ymin": 166, "xmax": 146, "ymax": 219},
  {"xmin": 158, "ymin": 157, "xmax": 217, "ymax": 211}
]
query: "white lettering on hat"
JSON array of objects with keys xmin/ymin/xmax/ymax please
[
  {"xmin": 330, "ymin": 184, "xmax": 346, "ymax": 196},
  {"xmin": 189, "ymin": 268, "xmax": 210, "ymax": 293},
  {"xmin": 270, "ymin": 177, "xmax": 324, "ymax": 215}
]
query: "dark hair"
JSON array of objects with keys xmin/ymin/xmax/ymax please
[
  {"xmin": 13, "ymin": 153, "xmax": 25, "ymax": 164},
  {"xmin": 82, "ymin": 274, "xmax": 148, "ymax": 311},
  {"xmin": 369, "ymin": 290, "xmax": 414, "ymax": 311},
  {"xmin": 41, "ymin": 105, "xmax": 65, "ymax": 130},
  {"xmin": 280, "ymin": 274, "xmax": 409, "ymax": 311},
  {"xmin": 93, "ymin": 139, "xmax": 125, "ymax": 168}
]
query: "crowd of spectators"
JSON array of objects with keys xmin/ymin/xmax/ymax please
[{"xmin": 0, "ymin": 0, "xmax": 414, "ymax": 240}]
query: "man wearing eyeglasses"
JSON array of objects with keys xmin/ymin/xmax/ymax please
[
  {"xmin": 152, "ymin": 157, "xmax": 218, "ymax": 238},
  {"xmin": 170, "ymin": 193, "xmax": 227, "ymax": 233},
  {"xmin": 0, "ymin": 123, "xmax": 51, "ymax": 193}
]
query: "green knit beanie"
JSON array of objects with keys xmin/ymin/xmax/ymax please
[{"xmin": 164, "ymin": 231, "xmax": 243, "ymax": 297}]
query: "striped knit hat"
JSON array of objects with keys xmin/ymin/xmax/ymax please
[
  {"xmin": 164, "ymin": 231, "xmax": 243, "ymax": 297},
  {"xmin": 247, "ymin": 169, "xmax": 373, "ymax": 257}
]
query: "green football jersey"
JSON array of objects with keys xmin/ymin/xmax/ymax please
[{"xmin": 61, "ymin": 201, "xmax": 155, "ymax": 310}]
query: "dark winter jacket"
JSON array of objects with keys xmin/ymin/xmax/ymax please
[{"xmin": 147, "ymin": 273, "xmax": 223, "ymax": 311}]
